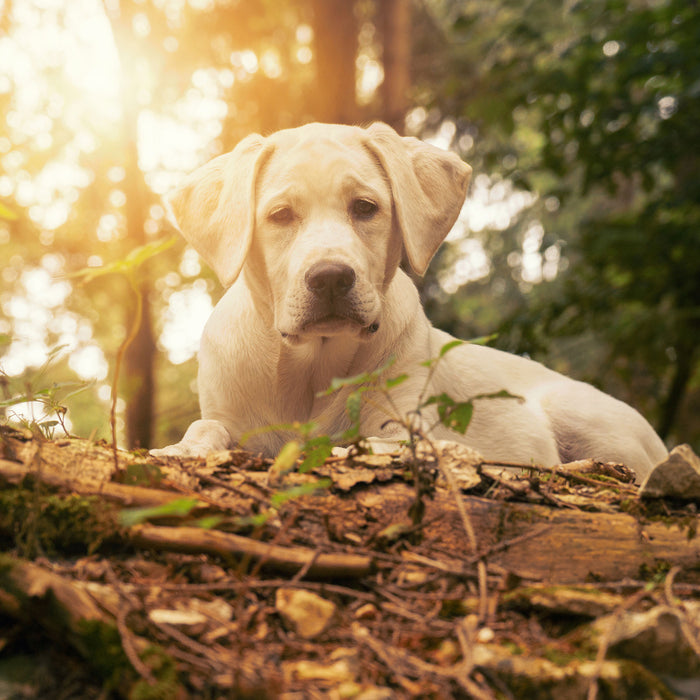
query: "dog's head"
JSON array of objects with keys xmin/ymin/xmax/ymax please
[{"xmin": 166, "ymin": 122, "xmax": 471, "ymax": 343}]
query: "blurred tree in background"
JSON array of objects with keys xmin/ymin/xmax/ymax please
[
  {"xmin": 0, "ymin": 0, "xmax": 697, "ymax": 451},
  {"xmin": 415, "ymin": 0, "xmax": 699, "ymax": 448}
]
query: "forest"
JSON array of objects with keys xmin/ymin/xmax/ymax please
[
  {"xmin": 2, "ymin": 2, "xmax": 700, "ymax": 698},
  {"xmin": 0, "ymin": 0, "xmax": 697, "ymax": 452}
]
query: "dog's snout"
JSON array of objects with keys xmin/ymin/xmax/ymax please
[{"xmin": 305, "ymin": 262, "xmax": 356, "ymax": 298}]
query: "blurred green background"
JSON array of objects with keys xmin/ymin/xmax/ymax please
[{"xmin": 0, "ymin": 0, "xmax": 697, "ymax": 452}]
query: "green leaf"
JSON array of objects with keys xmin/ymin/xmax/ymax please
[
  {"xmin": 442, "ymin": 401, "xmax": 474, "ymax": 434},
  {"xmin": 69, "ymin": 237, "xmax": 176, "ymax": 282},
  {"xmin": 467, "ymin": 333, "xmax": 498, "ymax": 346},
  {"xmin": 270, "ymin": 440, "xmax": 301, "ymax": 475},
  {"xmin": 439, "ymin": 339, "xmax": 465, "ymax": 357},
  {"xmin": 119, "ymin": 497, "xmax": 200, "ymax": 527},
  {"xmin": 192, "ymin": 515, "xmax": 224, "ymax": 530},
  {"xmin": 270, "ymin": 478, "xmax": 332, "ymax": 508},
  {"xmin": 421, "ymin": 340, "xmax": 465, "ymax": 368},
  {"xmin": 473, "ymin": 389, "xmax": 524, "ymax": 402},
  {"xmin": 299, "ymin": 435, "xmax": 334, "ymax": 472},
  {"xmin": 346, "ymin": 389, "xmax": 364, "ymax": 425},
  {"xmin": 385, "ymin": 373, "xmax": 409, "ymax": 389},
  {"xmin": 318, "ymin": 356, "xmax": 396, "ymax": 396},
  {"xmin": 340, "ymin": 424, "xmax": 360, "ymax": 441},
  {"xmin": 236, "ymin": 512, "xmax": 273, "ymax": 528},
  {"xmin": 421, "ymin": 392, "xmax": 455, "ymax": 410}
]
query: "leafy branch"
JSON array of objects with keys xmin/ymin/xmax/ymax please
[{"xmin": 69, "ymin": 237, "xmax": 175, "ymax": 469}]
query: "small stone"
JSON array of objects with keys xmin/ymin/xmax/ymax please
[
  {"xmin": 354, "ymin": 603, "xmax": 378, "ymax": 620},
  {"xmin": 476, "ymin": 626, "xmax": 495, "ymax": 643},
  {"xmin": 640, "ymin": 444, "xmax": 700, "ymax": 500},
  {"xmin": 189, "ymin": 596, "xmax": 233, "ymax": 622},
  {"xmin": 276, "ymin": 587, "xmax": 336, "ymax": 639},
  {"xmin": 284, "ymin": 658, "xmax": 354, "ymax": 683},
  {"xmin": 148, "ymin": 608, "xmax": 207, "ymax": 627}
]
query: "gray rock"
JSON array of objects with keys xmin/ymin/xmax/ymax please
[
  {"xmin": 592, "ymin": 603, "xmax": 700, "ymax": 677},
  {"xmin": 639, "ymin": 444, "xmax": 700, "ymax": 500}
]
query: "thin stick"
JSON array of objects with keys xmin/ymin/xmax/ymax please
[{"xmin": 110, "ymin": 273, "xmax": 143, "ymax": 472}]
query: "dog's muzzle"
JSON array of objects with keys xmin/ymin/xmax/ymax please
[
  {"xmin": 304, "ymin": 261, "xmax": 356, "ymax": 302},
  {"xmin": 279, "ymin": 260, "xmax": 379, "ymax": 337}
]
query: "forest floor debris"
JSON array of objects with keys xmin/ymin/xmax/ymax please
[{"xmin": 1, "ymin": 425, "xmax": 699, "ymax": 699}]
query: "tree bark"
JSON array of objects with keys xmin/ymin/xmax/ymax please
[
  {"xmin": 378, "ymin": 0, "xmax": 412, "ymax": 133},
  {"xmin": 311, "ymin": 0, "xmax": 359, "ymax": 123},
  {"xmin": 658, "ymin": 341, "xmax": 696, "ymax": 441},
  {"xmin": 106, "ymin": 6, "xmax": 156, "ymax": 448},
  {"xmin": 122, "ymin": 281, "xmax": 155, "ymax": 448}
]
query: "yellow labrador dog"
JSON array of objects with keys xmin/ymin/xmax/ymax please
[{"xmin": 152, "ymin": 122, "xmax": 667, "ymax": 480}]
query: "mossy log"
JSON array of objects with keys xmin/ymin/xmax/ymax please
[{"xmin": 1, "ymin": 428, "xmax": 698, "ymax": 584}]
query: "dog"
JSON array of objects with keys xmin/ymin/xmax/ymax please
[{"xmin": 151, "ymin": 122, "xmax": 667, "ymax": 481}]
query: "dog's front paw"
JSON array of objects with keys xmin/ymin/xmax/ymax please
[
  {"xmin": 151, "ymin": 419, "xmax": 233, "ymax": 459},
  {"xmin": 150, "ymin": 443, "xmax": 201, "ymax": 459}
]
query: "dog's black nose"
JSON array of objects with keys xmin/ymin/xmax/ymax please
[{"xmin": 305, "ymin": 262, "xmax": 356, "ymax": 298}]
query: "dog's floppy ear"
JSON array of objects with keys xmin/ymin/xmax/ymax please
[
  {"xmin": 365, "ymin": 122, "xmax": 472, "ymax": 276},
  {"xmin": 165, "ymin": 134, "xmax": 269, "ymax": 288}
]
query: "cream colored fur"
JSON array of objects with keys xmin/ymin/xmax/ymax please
[{"xmin": 151, "ymin": 122, "xmax": 667, "ymax": 481}]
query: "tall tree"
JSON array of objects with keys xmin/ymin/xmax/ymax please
[
  {"xmin": 378, "ymin": 0, "xmax": 411, "ymax": 132},
  {"xmin": 106, "ymin": 3, "xmax": 156, "ymax": 448},
  {"xmin": 311, "ymin": 0, "xmax": 359, "ymax": 123}
]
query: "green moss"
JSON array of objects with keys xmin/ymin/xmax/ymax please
[
  {"xmin": 542, "ymin": 645, "xmax": 591, "ymax": 667},
  {"xmin": 638, "ymin": 560, "xmax": 672, "ymax": 582},
  {"xmin": 77, "ymin": 618, "xmax": 133, "ymax": 688},
  {"xmin": 0, "ymin": 488, "xmax": 120, "ymax": 557},
  {"xmin": 129, "ymin": 647, "xmax": 180, "ymax": 700},
  {"xmin": 76, "ymin": 622, "xmax": 182, "ymax": 699},
  {"xmin": 599, "ymin": 659, "xmax": 675, "ymax": 700}
]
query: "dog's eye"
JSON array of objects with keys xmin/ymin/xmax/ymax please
[
  {"xmin": 352, "ymin": 198, "xmax": 378, "ymax": 219},
  {"xmin": 268, "ymin": 206, "xmax": 294, "ymax": 225}
]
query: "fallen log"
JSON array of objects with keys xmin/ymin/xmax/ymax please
[{"xmin": 1, "ymin": 429, "xmax": 699, "ymax": 584}]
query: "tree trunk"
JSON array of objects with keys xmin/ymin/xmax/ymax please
[
  {"xmin": 378, "ymin": 0, "xmax": 411, "ymax": 133},
  {"xmin": 106, "ymin": 6, "xmax": 156, "ymax": 448},
  {"xmin": 123, "ymin": 280, "xmax": 155, "ymax": 448},
  {"xmin": 311, "ymin": 0, "xmax": 359, "ymax": 123},
  {"xmin": 658, "ymin": 341, "xmax": 696, "ymax": 441}
]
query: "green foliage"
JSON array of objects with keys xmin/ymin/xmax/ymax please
[
  {"xmin": 118, "ymin": 497, "xmax": 201, "ymax": 528},
  {"xmin": 269, "ymin": 478, "xmax": 333, "ymax": 508},
  {"xmin": 298, "ymin": 435, "xmax": 334, "ymax": 473},
  {"xmin": 69, "ymin": 238, "xmax": 177, "ymax": 285},
  {"xmin": 418, "ymin": 0, "xmax": 699, "ymax": 449},
  {"xmin": 0, "ymin": 343, "xmax": 91, "ymax": 439}
]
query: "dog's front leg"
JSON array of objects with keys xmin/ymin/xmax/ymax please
[{"xmin": 150, "ymin": 419, "xmax": 233, "ymax": 458}]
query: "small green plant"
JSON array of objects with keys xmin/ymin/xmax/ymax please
[
  {"xmin": 70, "ymin": 237, "xmax": 175, "ymax": 466},
  {"xmin": 256, "ymin": 337, "xmax": 521, "ymax": 534},
  {"xmin": 0, "ymin": 341, "xmax": 91, "ymax": 439}
]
